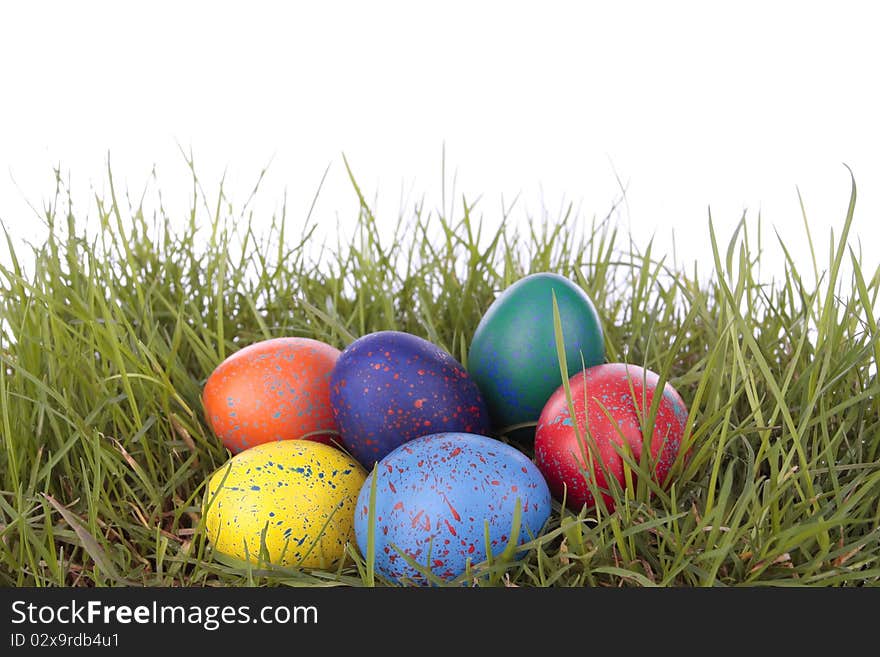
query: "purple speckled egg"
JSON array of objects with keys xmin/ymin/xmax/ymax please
[
  {"xmin": 329, "ymin": 331, "xmax": 490, "ymax": 467},
  {"xmin": 354, "ymin": 432, "xmax": 551, "ymax": 584}
]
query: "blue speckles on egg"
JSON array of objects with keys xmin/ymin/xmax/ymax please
[
  {"xmin": 330, "ymin": 331, "xmax": 491, "ymax": 467},
  {"xmin": 354, "ymin": 432, "xmax": 552, "ymax": 584},
  {"xmin": 202, "ymin": 337, "xmax": 342, "ymax": 453},
  {"xmin": 202, "ymin": 440, "xmax": 366, "ymax": 569}
]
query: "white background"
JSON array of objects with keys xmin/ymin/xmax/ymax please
[{"xmin": 1, "ymin": 1, "xmax": 878, "ymax": 283}]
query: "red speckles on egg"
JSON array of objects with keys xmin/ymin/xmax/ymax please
[
  {"xmin": 353, "ymin": 432, "xmax": 552, "ymax": 584},
  {"xmin": 329, "ymin": 331, "xmax": 491, "ymax": 466}
]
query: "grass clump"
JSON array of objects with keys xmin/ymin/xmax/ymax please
[{"xmin": 1, "ymin": 159, "xmax": 878, "ymax": 587}]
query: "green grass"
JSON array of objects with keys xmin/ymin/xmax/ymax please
[{"xmin": 1, "ymin": 159, "xmax": 879, "ymax": 587}]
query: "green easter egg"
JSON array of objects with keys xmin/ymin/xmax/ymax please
[{"xmin": 467, "ymin": 272, "xmax": 605, "ymax": 438}]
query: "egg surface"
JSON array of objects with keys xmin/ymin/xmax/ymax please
[
  {"xmin": 354, "ymin": 432, "xmax": 551, "ymax": 584},
  {"xmin": 330, "ymin": 331, "xmax": 490, "ymax": 466},
  {"xmin": 535, "ymin": 363, "xmax": 688, "ymax": 511},
  {"xmin": 202, "ymin": 337, "xmax": 340, "ymax": 453},
  {"xmin": 203, "ymin": 440, "xmax": 365, "ymax": 568},
  {"xmin": 467, "ymin": 272, "xmax": 604, "ymax": 437}
]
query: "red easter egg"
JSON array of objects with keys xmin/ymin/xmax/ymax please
[
  {"xmin": 534, "ymin": 363, "xmax": 688, "ymax": 511},
  {"xmin": 202, "ymin": 337, "xmax": 341, "ymax": 453}
]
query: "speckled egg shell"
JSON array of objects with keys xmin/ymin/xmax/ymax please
[
  {"xmin": 202, "ymin": 337, "xmax": 341, "ymax": 453},
  {"xmin": 467, "ymin": 272, "xmax": 605, "ymax": 439},
  {"xmin": 203, "ymin": 440, "xmax": 366, "ymax": 568},
  {"xmin": 534, "ymin": 363, "xmax": 688, "ymax": 511},
  {"xmin": 354, "ymin": 432, "xmax": 551, "ymax": 584},
  {"xmin": 330, "ymin": 331, "xmax": 490, "ymax": 467}
]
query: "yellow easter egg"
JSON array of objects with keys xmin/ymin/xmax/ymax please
[{"xmin": 203, "ymin": 440, "xmax": 366, "ymax": 568}]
